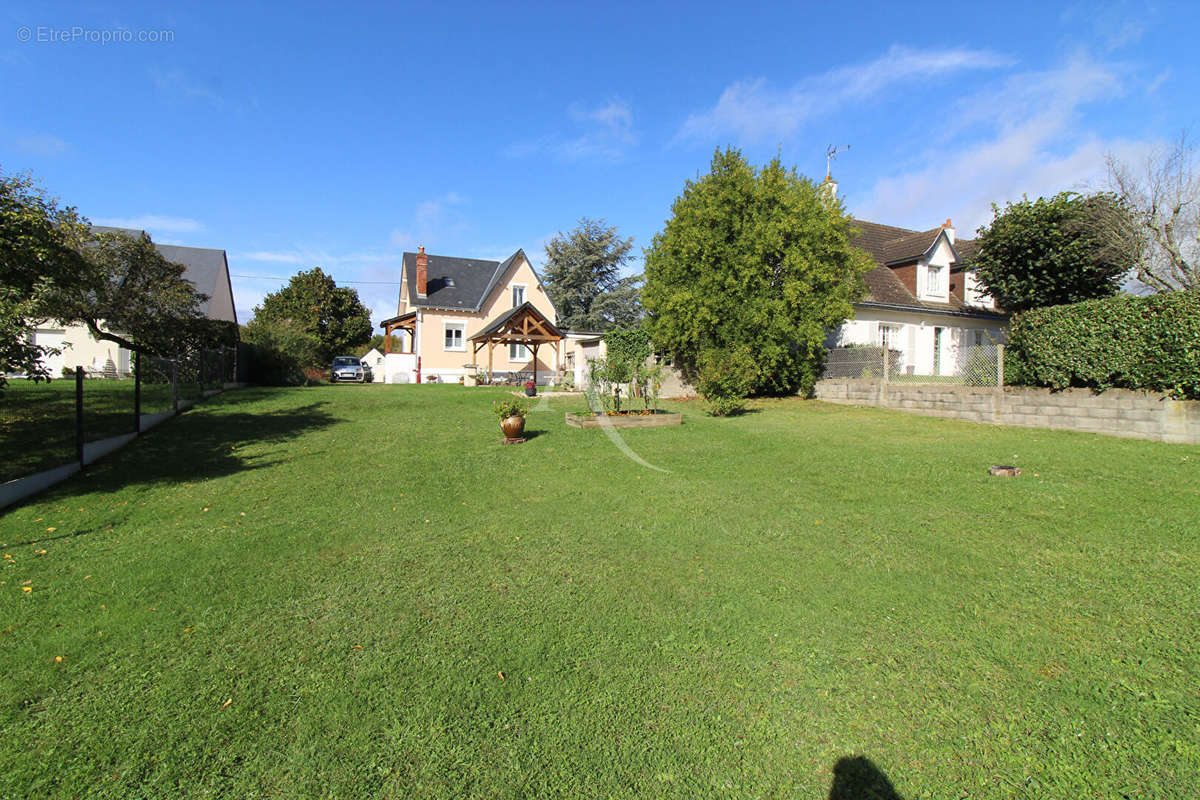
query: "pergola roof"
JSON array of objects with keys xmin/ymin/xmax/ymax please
[
  {"xmin": 380, "ymin": 311, "xmax": 417, "ymax": 354},
  {"xmin": 379, "ymin": 310, "xmax": 417, "ymax": 329},
  {"xmin": 470, "ymin": 302, "xmax": 563, "ymax": 346}
]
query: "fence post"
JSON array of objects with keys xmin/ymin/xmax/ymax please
[
  {"xmin": 882, "ymin": 348, "xmax": 890, "ymax": 384},
  {"xmin": 134, "ymin": 351, "xmax": 142, "ymax": 435},
  {"xmin": 75, "ymin": 367, "xmax": 85, "ymax": 469},
  {"xmin": 172, "ymin": 359, "xmax": 179, "ymax": 413},
  {"xmin": 996, "ymin": 344, "xmax": 1005, "ymax": 389}
]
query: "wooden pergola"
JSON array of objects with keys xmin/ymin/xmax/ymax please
[
  {"xmin": 380, "ymin": 311, "xmax": 417, "ymax": 354},
  {"xmin": 469, "ymin": 302, "xmax": 564, "ymax": 384}
]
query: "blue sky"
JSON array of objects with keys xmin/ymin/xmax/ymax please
[{"xmin": 2, "ymin": 1, "xmax": 1195, "ymax": 327}]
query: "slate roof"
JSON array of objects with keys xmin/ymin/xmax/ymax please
[
  {"xmin": 91, "ymin": 226, "xmax": 237, "ymax": 324},
  {"xmin": 849, "ymin": 219, "xmax": 1002, "ymax": 319},
  {"xmin": 402, "ymin": 249, "xmax": 529, "ymax": 312}
]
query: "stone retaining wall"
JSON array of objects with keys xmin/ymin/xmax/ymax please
[{"xmin": 814, "ymin": 380, "xmax": 1200, "ymax": 445}]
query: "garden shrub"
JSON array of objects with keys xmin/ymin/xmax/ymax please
[
  {"xmin": 1006, "ymin": 289, "xmax": 1200, "ymax": 399},
  {"xmin": 696, "ymin": 346, "xmax": 759, "ymax": 416}
]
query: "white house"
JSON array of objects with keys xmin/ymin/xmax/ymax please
[
  {"xmin": 360, "ymin": 347, "xmax": 387, "ymax": 383},
  {"xmin": 819, "ymin": 175, "xmax": 1007, "ymax": 376}
]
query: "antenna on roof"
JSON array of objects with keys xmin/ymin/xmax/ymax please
[{"xmin": 825, "ymin": 144, "xmax": 849, "ymax": 179}]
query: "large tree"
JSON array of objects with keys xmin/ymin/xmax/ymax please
[
  {"xmin": 245, "ymin": 267, "xmax": 372, "ymax": 367},
  {"xmin": 642, "ymin": 148, "xmax": 873, "ymax": 396},
  {"xmin": 50, "ymin": 228, "xmax": 217, "ymax": 355},
  {"xmin": 1101, "ymin": 133, "xmax": 1199, "ymax": 292},
  {"xmin": 0, "ymin": 172, "xmax": 91, "ymax": 388},
  {"xmin": 973, "ymin": 192, "xmax": 1131, "ymax": 312},
  {"xmin": 542, "ymin": 218, "xmax": 641, "ymax": 330}
]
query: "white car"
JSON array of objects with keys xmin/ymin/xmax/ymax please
[{"xmin": 330, "ymin": 356, "xmax": 366, "ymax": 383}]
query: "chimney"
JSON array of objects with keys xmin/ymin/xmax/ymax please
[
  {"xmin": 416, "ymin": 246, "xmax": 428, "ymax": 297},
  {"xmin": 941, "ymin": 218, "xmax": 955, "ymax": 244},
  {"xmin": 820, "ymin": 174, "xmax": 838, "ymax": 200}
]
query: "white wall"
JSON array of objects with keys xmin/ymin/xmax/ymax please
[
  {"xmin": 964, "ymin": 270, "xmax": 995, "ymax": 309},
  {"xmin": 26, "ymin": 322, "xmax": 132, "ymax": 378}
]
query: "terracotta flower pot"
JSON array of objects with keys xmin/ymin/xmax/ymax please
[{"xmin": 501, "ymin": 414, "xmax": 526, "ymax": 439}]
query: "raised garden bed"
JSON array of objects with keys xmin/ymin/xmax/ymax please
[{"xmin": 565, "ymin": 410, "xmax": 682, "ymax": 428}]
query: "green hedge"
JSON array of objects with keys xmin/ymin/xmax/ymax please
[{"xmin": 1006, "ymin": 290, "xmax": 1200, "ymax": 399}]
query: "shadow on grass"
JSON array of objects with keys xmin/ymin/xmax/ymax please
[
  {"xmin": 828, "ymin": 756, "xmax": 904, "ymax": 800},
  {"xmin": 21, "ymin": 400, "xmax": 343, "ymax": 511}
]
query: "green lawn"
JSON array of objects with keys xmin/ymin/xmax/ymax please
[{"xmin": 1, "ymin": 385, "xmax": 1197, "ymax": 798}]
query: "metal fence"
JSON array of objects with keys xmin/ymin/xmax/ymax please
[
  {"xmin": 1, "ymin": 347, "xmax": 236, "ymax": 486},
  {"xmin": 820, "ymin": 344, "xmax": 1004, "ymax": 387}
]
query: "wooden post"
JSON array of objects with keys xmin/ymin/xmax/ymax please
[
  {"xmin": 996, "ymin": 344, "xmax": 1005, "ymax": 389},
  {"xmin": 882, "ymin": 346, "xmax": 890, "ymax": 384},
  {"xmin": 75, "ymin": 367, "xmax": 84, "ymax": 469},
  {"xmin": 134, "ymin": 351, "xmax": 142, "ymax": 435},
  {"xmin": 385, "ymin": 325, "xmax": 392, "ymax": 354},
  {"xmin": 531, "ymin": 343, "xmax": 539, "ymax": 387},
  {"xmin": 488, "ymin": 341, "xmax": 494, "ymax": 383}
]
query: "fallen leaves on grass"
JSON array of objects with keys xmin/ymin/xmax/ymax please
[{"xmin": 219, "ymin": 698, "xmax": 232, "ymax": 710}]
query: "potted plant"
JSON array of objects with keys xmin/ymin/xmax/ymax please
[
  {"xmin": 493, "ymin": 397, "xmax": 530, "ymax": 440},
  {"xmin": 524, "ymin": 379, "xmax": 536, "ymax": 397}
]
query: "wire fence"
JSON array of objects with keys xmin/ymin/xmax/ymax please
[
  {"xmin": 820, "ymin": 344, "xmax": 1004, "ymax": 387},
  {"xmin": 1, "ymin": 347, "xmax": 236, "ymax": 485}
]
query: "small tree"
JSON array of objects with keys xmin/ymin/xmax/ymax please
[
  {"xmin": 695, "ymin": 345, "xmax": 759, "ymax": 416},
  {"xmin": 543, "ymin": 218, "xmax": 641, "ymax": 330},
  {"xmin": 245, "ymin": 267, "xmax": 372, "ymax": 368},
  {"xmin": 972, "ymin": 192, "xmax": 1130, "ymax": 312},
  {"xmin": 356, "ymin": 334, "xmax": 385, "ymax": 356},
  {"xmin": 643, "ymin": 148, "xmax": 873, "ymax": 397},
  {"xmin": 1102, "ymin": 133, "xmax": 1199, "ymax": 292}
]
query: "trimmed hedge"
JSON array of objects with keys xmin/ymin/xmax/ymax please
[{"xmin": 1006, "ymin": 290, "xmax": 1200, "ymax": 399}]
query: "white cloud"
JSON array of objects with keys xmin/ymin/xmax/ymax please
[
  {"xmin": 389, "ymin": 192, "xmax": 469, "ymax": 250},
  {"xmin": 676, "ymin": 45, "xmax": 1012, "ymax": 144},
  {"xmin": 1147, "ymin": 69, "xmax": 1170, "ymax": 94},
  {"xmin": 238, "ymin": 251, "xmax": 305, "ymax": 264},
  {"xmin": 93, "ymin": 214, "xmax": 204, "ymax": 234},
  {"xmin": 150, "ymin": 67, "xmax": 223, "ymax": 105},
  {"xmin": 854, "ymin": 54, "xmax": 1160, "ymax": 234},
  {"xmin": 507, "ymin": 98, "xmax": 638, "ymax": 162},
  {"xmin": 14, "ymin": 134, "xmax": 70, "ymax": 156},
  {"xmin": 234, "ymin": 248, "xmax": 393, "ymax": 267}
]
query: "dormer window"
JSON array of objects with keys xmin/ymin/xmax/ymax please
[{"xmin": 445, "ymin": 278, "xmax": 455, "ymax": 287}]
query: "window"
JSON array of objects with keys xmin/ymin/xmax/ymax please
[
  {"xmin": 925, "ymin": 266, "xmax": 942, "ymax": 296},
  {"xmin": 511, "ymin": 285, "xmax": 526, "ymax": 307},
  {"xmin": 509, "ymin": 343, "xmax": 528, "ymax": 361},
  {"xmin": 443, "ymin": 322, "xmax": 465, "ymax": 351},
  {"xmin": 878, "ymin": 324, "xmax": 899, "ymax": 350}
]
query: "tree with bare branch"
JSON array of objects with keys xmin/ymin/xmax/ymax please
[{"xmin": 1104, "ymin": 133, "xmax": 1199, "ymax": 292}]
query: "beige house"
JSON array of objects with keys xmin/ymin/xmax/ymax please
[{"xmin": 379, "ymin": 247, "xmax": 561, "ymax": 383}]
